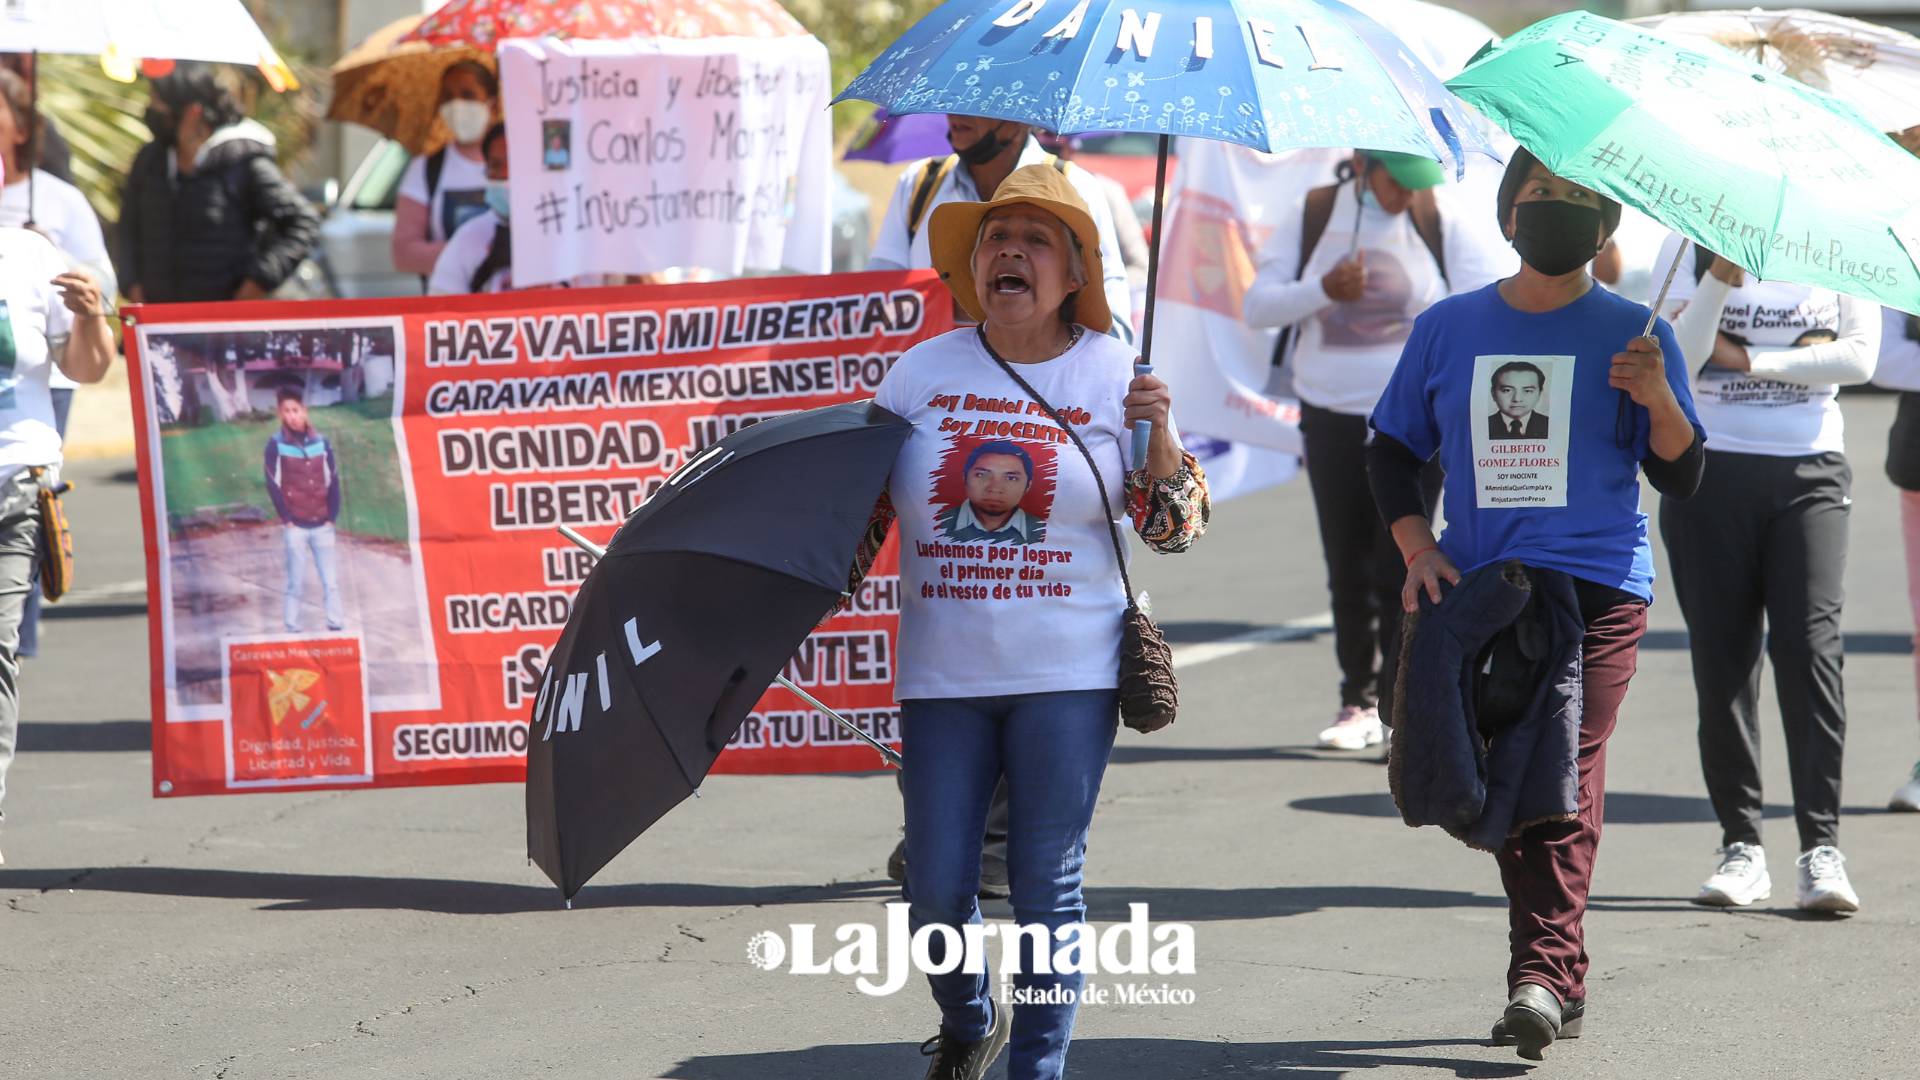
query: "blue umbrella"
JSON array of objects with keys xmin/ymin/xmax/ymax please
[{"xmin": 837, "ymin": 0, "xmax": 1498, "ymax": 462}]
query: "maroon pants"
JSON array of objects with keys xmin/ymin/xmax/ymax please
[{"xmin": 1494, "ymin": 585, "xmax": 1649, "ymax": 1005}]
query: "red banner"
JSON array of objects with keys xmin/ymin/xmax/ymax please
[{"xmin": 130, "ymin": 271, "xmax": 952, "ymax": 796}]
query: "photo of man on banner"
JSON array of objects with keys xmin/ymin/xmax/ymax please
[{"xmin": 264, "ymin": 387, "xmax": 345, "ymax": 633}]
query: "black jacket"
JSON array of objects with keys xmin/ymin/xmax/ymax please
[
  {"xmin": 1387, "ymin": 562, "xmax": 1587, "ymax": 851},
  {"xmin": 117, "ymin": 120, "xmax": 320, "ymax": 303}
]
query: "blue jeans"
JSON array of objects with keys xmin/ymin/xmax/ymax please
[
  {"xmin": 18, "ymin": 387, "xmax": 70, "ymax": 660},
  {"xmin": 901, "ymin": 690, "xmax": 1118, "ymax": 1080},
  {"xmin": 283, "ymin": 523, "xmax": 344, "ymax": 631}
]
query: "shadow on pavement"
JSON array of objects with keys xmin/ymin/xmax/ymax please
[
  {"xmin": 1111, "ymin": 744, "xmax": 1381, "ymax": 766},
  {"xmin": 662, "ymin": 1036, "xmax": 1528, "ymax": 1079},
  {"xmin": 1159, "ymin": 619, "xmax": 1329, "ymax": 644},
  {"xmin": 0, "ymin": 866, "xmax": 1508, "ymax": 921},
  {"xmin": 1290, "ymin": 790, "xmax": 1801, "ymax": 825},
  {"xmin": 41, "ymin": 602, "xmax": 149, "ymax": 620},
  {"xmin": 1637, "ymin": 628, "xmax": 1912, "ymax": 654},
  {"xmin": 0, "ymin": 867, "xmax": 899, "ymax": 914},
  {"xmin": 17, "ymin": 719, "xmax": 150, "ymax": 752},
  {"xmin": 1076, "ymin": 885, "xmax": 1504, "ymax": 922}
]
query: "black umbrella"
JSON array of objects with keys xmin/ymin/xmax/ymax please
[{"xmin": 526, "ymin": 399, "xmax": 911, "ymax": 900}]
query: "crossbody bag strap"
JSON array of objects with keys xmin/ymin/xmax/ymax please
[{"xmin": 974, "ymin": 327, "xmax": 1137, "ymax": 606}]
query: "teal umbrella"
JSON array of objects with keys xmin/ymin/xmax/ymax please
[{"xmin": 1447, "ymin": 10, "xmax": 1920, "ymax": 315}]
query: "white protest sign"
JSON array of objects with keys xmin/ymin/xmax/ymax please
[{"xmin": 499, "ymin": 36, "xmax": 832, "ymax": 286}]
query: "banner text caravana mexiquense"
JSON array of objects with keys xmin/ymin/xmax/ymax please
[{"xmin": 128, "ymin": 271, "xmax": 952, "ymax": 797}]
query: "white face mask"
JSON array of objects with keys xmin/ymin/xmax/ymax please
[{"xmin": 439, "ymin": 100, "xmax": 491, "ymax": 145}]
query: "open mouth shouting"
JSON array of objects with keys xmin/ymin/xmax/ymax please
[{"xmin": 992, "ymin": 266, "xmax": 1033, "ymax": 295}]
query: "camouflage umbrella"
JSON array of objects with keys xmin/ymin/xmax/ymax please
[{"xmin": 326, "ymin": 14, "xmax": 497, "ymax": 157}]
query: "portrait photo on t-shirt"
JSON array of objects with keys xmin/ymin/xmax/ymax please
[
  {"xmin": 928, "ymin": 435, "xmax": 1058, "ymax": 546},
  {"xmin": 1317, "ymin": 246, "xmax": 1421, "ymax": 348},
  {"xmin": 1470, "ymin": 353, "xmax": 1576, "ymax": 510},
  {"xmin": 439, "ymin": 188, "xmax": 489, "ymax": 243}
]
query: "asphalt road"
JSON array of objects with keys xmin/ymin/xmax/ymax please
[{"xmin": 4, "ymin": 397, "xmax": 1918, "ymax": 1079}]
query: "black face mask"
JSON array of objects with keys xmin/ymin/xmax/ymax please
[
  {"xmin": 144, "ymin": 106, "xmax": 176, "ymax": 146},
  {"xmin": 1512, "ymin": 199, "xmax": 1604, "ymax": 276},
  {"xmin": 955, "ymin": 127, "xmax": 1009, "ymax": 167}
]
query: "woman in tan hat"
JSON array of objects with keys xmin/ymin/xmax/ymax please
[{"xmin": 840, "ymin": 163, "xmax": 1210, "ymax": 1080}]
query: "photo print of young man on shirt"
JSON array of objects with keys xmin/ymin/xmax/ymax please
[
  {"xmin": 933, "ymin": 437, "xmax": 1054, "ymax": 546},
  {"xmin": 1488, "ymin": 359, "xmax": 1552, "ymax": 441}
]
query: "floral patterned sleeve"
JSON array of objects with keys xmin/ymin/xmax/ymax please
[
  {"xmin": 1126, "ymin": 451, "xmax": 1211, "ymax": 553},
  {"xmin": 826, "ymin": 490, "xmax": 898, "ymax": 622}
]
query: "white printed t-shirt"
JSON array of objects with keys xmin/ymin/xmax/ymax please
[
  {"xmin": 0, "ymin": 228, "xmax": 74, "ymax": 480},
  {"xmin": 0, "ymin": 171, "xmax": 112, "ymax": 393},
  {"xmin": 428, "ymin": 212, "xmax": 608, "ymax": 296},
  {"xmin": 399, "ymin": 149, "xmax": 491, "ymax": 244},
  {"xmin": 429, "ymin": 211, "xmax": 511, "ymax": 295},
  {"xmin": 1657, "ymin": 233, "xmax": 1879, "ymax": 456},
  {"xmin": 1244, "ymin": 182, "xmax": 1446, "ymax": 415},
  {"xmin": 876, "ymin": 326, "xmax": 1148, "ymax": 700}
]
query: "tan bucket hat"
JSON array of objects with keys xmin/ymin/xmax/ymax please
[{"xmin": 928, "ymin": 163, "xmax": 1112, "ymax": 334}]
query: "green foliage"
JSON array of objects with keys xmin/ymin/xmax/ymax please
[
  {"xmin": 35, "ymin": 55, "xmax": 151, "ymax": 224},
  {"xmin": 159, "ymin": 395, "xmax": 412, "ymax": 544},
  {"xmin": 36, "ymin": 41, "xmax": 325, "ymax": 227},
  {"xmin": 779, "ymin": 0, "xmax": 944, "ymax": 135}
]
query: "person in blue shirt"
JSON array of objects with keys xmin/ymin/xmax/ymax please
[{"xmin": 1366, "ymin": 148, "xmax": 1705, "ymax": 1060}]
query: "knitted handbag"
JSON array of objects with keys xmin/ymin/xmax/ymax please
[
  {"xmin": 33, "ymin": 469, "xmax": 72, "ymax": 602},
  {"xmin": 980, "ymin": 329, "xmax": 1177, "ymax": 733}
]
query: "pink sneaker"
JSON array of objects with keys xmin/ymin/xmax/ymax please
[{"xmin": 1317, "ymin": 705, "xmax": 1383, "ymax": 750}]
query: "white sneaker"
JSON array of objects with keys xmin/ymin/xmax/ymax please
[
  {"xmin": 1695, "ymin": 842, "xmax": 1771, "ymax": 907},
  {"xmin": 1317, "ymin": 705, "xmax": 1383, "ymax": 750},
  {"xmin": 1889, "ymin": 761, "xmax": 1920, "ymax": 812},
  {"xmin": 1796, "ymin": 846, "xmax": 1860, "ymax": 914}
]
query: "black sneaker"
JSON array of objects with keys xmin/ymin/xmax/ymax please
[
  {"xmin": 888, "ymin": 838, "xmax": 907, "ymax": 883},
  {"xmin": 919, "ymin": 1002, "xmax": 1010, "ymax": 1080}
]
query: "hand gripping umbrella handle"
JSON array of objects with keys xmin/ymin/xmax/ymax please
[
  {"xmin": 553, "ymin": 526, "xmax": 903, "ymax": 771},
  {"xmin": 1130, "ymin": 364, "xmax": 1153, "ymax": 468}
]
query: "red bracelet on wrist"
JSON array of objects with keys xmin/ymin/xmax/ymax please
[{"xmin": 1404, "ymin": 545, "xmax": 1437, "ymax": 567}]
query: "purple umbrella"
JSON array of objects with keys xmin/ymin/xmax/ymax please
[{"xmin": 843, "ymin": 108, "xmax": 953, "ymax": 163}]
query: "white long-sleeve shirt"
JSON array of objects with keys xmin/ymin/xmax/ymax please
[
  {"xmin": 1242, "ymin": 180, "xmax": 1512, "ymax": 415},
  {"xmin": 1872, "ymin": 306, "xmax": 1920, "ymax": 393},
  {"xmin": 1656, "ymin": 234, "xmax": 1878, "ymax": 456}
]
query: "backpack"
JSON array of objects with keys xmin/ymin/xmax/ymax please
[
  {"xmin": 470, "ymin": 217, "xmax": 512, "ymax": 294},
  {"xmin": 1271, "ymin": 178, "xmax": 1447, "ymax": 368},
  {"xmin": 424, "ymin": 146, "xmax": 449, "ymax": 213},
  {"xmin": 409, "ymin": 147, "xmax": 453, "ymax": 289},
  {"xmin": 903, "ymin": 153, "xmax": 1072, "ymax": 245}
]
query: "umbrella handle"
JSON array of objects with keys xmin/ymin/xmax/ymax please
[
  {"xmin": 553, "ymin": 525, "xmax": 903, "ymax": 771},
  {"xmin": 775, "ymin": 675, "xmax": 903, "ymax": 770},
  {"xmin": 1130, "ymin": 369, "xmax": 1153, "ymax": 468},
  {"xmin": 1643, "ymin": 239, "xmax": 1691, "ymax": 339},
  {"xmin": 557, "ymin": 524, "xmax": 605, "ymax": 559},
  {"xmin": 1130, "ymin": 133, "xmax": 1173, "ymax": 474}
]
